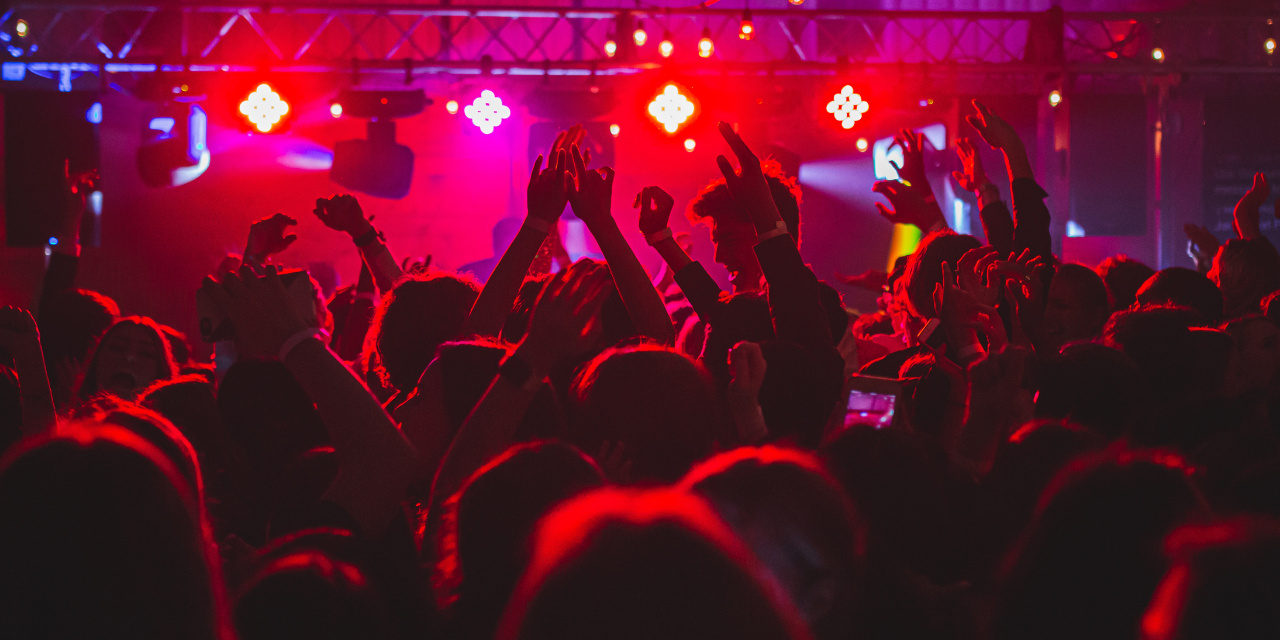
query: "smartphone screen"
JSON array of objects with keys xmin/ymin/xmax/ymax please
[{"xmin": 845, "ymin": 389, "xmax": 897, "ymax": 429}]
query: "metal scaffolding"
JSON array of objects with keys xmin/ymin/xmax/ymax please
[{"xmin": 2, "ymin": 4, "xmax": 1278, "ymax": 79}]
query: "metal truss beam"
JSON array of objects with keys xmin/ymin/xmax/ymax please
[{"xmin": 3, "ymin": 5, "xmax": 1278, "ymax": 80}]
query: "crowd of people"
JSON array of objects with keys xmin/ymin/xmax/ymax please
[{"xmin": 2, "ymin": 99, "xmax": 1279, "ymax": 639}]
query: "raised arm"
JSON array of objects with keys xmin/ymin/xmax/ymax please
[
  {"xmin": 204, "ymin": 266, "xmax": 417, "ymax": 538},
  {"xmin": 0, "ymin": 307, "xmax": 56, "ymax": 434},
  {"xmin": 953, "ymin": 137, "xmax": 1013, "ymax": 254},
  {"xmin": 38, "ymin": 164, "xmax": 98, "ymax": 321},
  {"xmin": 1233, "ymin": 172, "xmax": 1270, "ymax": 241},
  {"xmin": 966, "ymin": 101, "xmax": 1051, "ymax": 261},
  {"xmin": 716, "ymin": 122, "xmax": 832, "ymax": 350},
  {"xmin": 429, "ymin": 262, "xmax": 609, "ymax": 517},
  {"xmin": 241, "ymin": 213, "xmax": 299, "ymax": 269},
  {"xmin": 464, "ymin": 149, "xmax": 569, "ymax": 338},
  {"xmin": 313, "ymin": 194, "xmax": 406, "ymax": 292},
  {"xmin": 567, "ymin": 146, "xmax": 676, "ymax": 345},
  {"xmin": 332, "ymin": 262, "xmax": 378, "ymax": 362}
]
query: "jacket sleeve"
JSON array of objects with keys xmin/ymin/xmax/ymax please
[
  {"xmin": 979, "ymin": 199, "xmax": 1015, "ymax": 256},
  {"xmin": 1011, "ymin": 178, "xmax": 1053, "ymax": 261},
  {"xmin": 754, "ymin": 235, "xmax": 833, "ymax": 351},
  {"xmin": 673, "ymin": 261, "xmax": 728, "ymax": 328}
]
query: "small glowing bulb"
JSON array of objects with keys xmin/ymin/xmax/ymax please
[
  {"xmin": 789, "ymin": 0, "xmax": 805, "ymax": 5},
  {"xmin": 1151, "ymin": 47, "xmax": 1165, "ymax": 62},
  {"xmin": 1048, "ymin": 90, "xmax": 1062, "ymax": 107},
  {"xmin": 739, "ymin": 10, "xmax": 755, "ymax": 41},
  {"xmin": 604, "ymin": 38, "xmax": 617, "ymax": 58},
  {"xmin": 633, "ymin": 21, "xmax": 647, "ymax": 47},
  {"xmin": 446, "ymin": 100, "xmax": 459, "ymax": 115},
  {"xmin": 659, "ymin": 34, "xmax": 674, "ymax": 58},
  {"xmin": 855, "ymin": 138, "xmax": 869, "ymax": 152},
  {"xmin": 1267, "ymin": 38, "xmax": 1277, "ymax": 55},
  {"xmin": 609, "ymin": 123, "xmax": 620, "ymax": 137},
  {"xmin": 684, "ymin": 138, "xmax": 696, "ymax": 152},
  {"xmin": 699, "ymin": 28, "xmax": 714, "ymax": 58},
  {"xmin": 330, "ymin": 102, "xmax": 343, "ymax": 118},
  {"xmin": 15, "ymin": 19, "xmax": 28, "ymax": 37}
]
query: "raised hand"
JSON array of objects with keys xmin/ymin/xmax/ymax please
[
  {"xmin": 890, "ymin": 128, "xmax": 929, "ymax": 188},
  {"xmin": 244, "ymin": 213, "xmax": 298, "ymax": 263},
  {"xmin": 565, "ymin": 145, "xmax": 616, "ymax": 229},
  {"xmin": 551, "ymin": 124, "xmax": 591, "ymax": 168},
  {"xmin": 517, "ymin": 260, "xmax": 611, "ymax": 373},
  {"xmin": 1234, "ymin": 172, "xmax": 1270, "ymax": 240},
  {"xmin": 715, "ymin": 121, "xmax": 783, "ymax": 235},
  {"xmin": 313, "ymin": 194, "xmax": 374, "ymax": 238},
  {"xmin": 934, "ymin": 262, "xmax": 999, "ymax": 336},
  {"xmin": 727, "ymin": 341, "xmax": 769, "ymax": 444},
  {"xmin": 952, "ymin": 138, "xmax": 992, "ymax": 193},
  {"xmin": 201, "ymin": 265, "xmax": 312, "ymax": 360},
  {"xmin": 835, "ymin": 269, "xmax": 888, "ymax": 292},
  {"xmin": 956, "ymin": 246, "xmax": 1001, "ymax": 307},
  {"xmin": 872, "ymin": 180, "xmax": 946, "ymax": 231},
  {"xmin": 965, "ymin": 100, "xmax": 1022, "ymax": 151},
  {"xmin": 635, "ymin": 186, "xmax": 676, "ymax": 237},
  {"xmin": 1184, "ymin": 223, "xmax": 1220, "ymax": 272},
  {"xmin": 528, "ymin": 149, "xmax": 570, "ymax": 225},
  {"xmin": 992, "ymin": 248, "xmax": 1049, "ymax": 286}
]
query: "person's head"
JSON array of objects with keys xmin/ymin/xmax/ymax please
[
  {"xmin": 687, "ymin": 159, "xmax": 802, "ymax": 293},
  {"xmin": 569, "ymin": 344, "xmax": 721, "ymax": 483},
  {"xmin": 35, "ymin": 288, "xmax": 119, "ymax": 366},
  {"xmin": 1209, "ymin": 237, "xmax": 1280, "ymax": 320},
  {"xmin": 440, "ymin": 441, "xmax": 605, "ymax": 639},
  {"xmin": 1135, "ymin": 268, "xmax": 1224, "ymax": 324},
  {"xmin": 140, "ymin": 375, "xmax": 235, "ymax": 477},
  {"xmin": 993, "ymin": 449, "xmax": 1205, "ymax": 640},
  {"xmin": 368, "ymin": 272, "xmax": 480, "ymax": 393},
  {"xmin": 1142, "ymin": 517, "xmax": 1280, "ymax": 640},
  {"xmin": 217, "ymin": 358, "xmax": 329, "ymax": 472},
  {"xmin": 1222, "ymin": 315, "xmax": 1280, "ymax": 395},
  {"xmin": 1096, "ymin": 255, "xmax": 1155, "ymax": 311},
  {"xmin": 1035, "ymin": 342, "xmax": 1146, "ymax": 439},
  {"xmin": 495, "ymin": 487, "xmax": 810, "ymax": 640},
  {"xmin": 901, "ymin": 231, "xmax": 982, "ymax": 320},
  {"xmin": 78, "ymin": 316, "xmax": 178, "ymax": 402},
  {"xmin": 680, "ymin": 447, "xmax": 861, "ymax": 640},
  {"xmin": 0, "ymin": 423, "xmax": 224, "ymax": 639},
  {"xmin": 1042, "ymin": 263, "xmax": 1112, "ymax": 351},
  {"xmin": 755, "ymin": 340, "xmax": 846, "ymax": 449},
  {"xmin": 1101, "ymin": 305, "xmax": 1205, "ymax": 404},
  {"xmin": 234, "ymin": 550, "xmax": 393, "ymax": 640}
]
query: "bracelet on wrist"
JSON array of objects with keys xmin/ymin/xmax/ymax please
[
  {"xmin": 645, "ymin": 228, "xmax": 673, "ymax": 246},
  {"xmin": 756, "ymin": 220, "xmax": 790, "ymax": 242},
  {"xmin": 352, "ymin": 226, "xmax": 383, "ymax": 248},
  {"xmin": 523, "ymin": 217, "xmax": 554, "ymax": 235}
]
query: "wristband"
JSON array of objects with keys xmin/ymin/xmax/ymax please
[
  {"xmin": 523, "ymin": 217, "xmax": 554, "ymax": 235},
  {"xmin": 756, "ymin": 220, "xmax": 790, "ymax": 242},
  {"xmin": 279, "ymin": 328, "xmax": 330, "ymax": 361},
  {"xmin": 645, "ymin": 228, "xmax": 673, "ymax": 246},
  {"xmin": 498, "ymin": 353, "xmax": 544, "ymax": 392},
  {"xmin": 352, "ymin": 226, "xmax": 383, "ymax": 248}
]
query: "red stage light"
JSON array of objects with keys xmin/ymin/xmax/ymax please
[
  {"xmin": 660, "ymin": 33, "xmax": 674, "ymax": 58},
  {"xmin": 605, "ymin": 37, "xmax": 618, "ymax": 58},
  {"xmin": 826, "ymin": 85, "xmax": 868, "ymax": 130},
  {"xmin": 648, "ymin": 84, "xmax": 696, "ymax": 134},
  {"xmin": 239, "ymin": 83, "xmax": 289, "ymax": 133},
  {"xmin": 856, "ymin": 137, "xmax": 869, "ymax": 152},
  {"xmin": 446, "ymin": 100, "xmax": 459, "ymax": 114},
  {"xmin": 684, "ymin": 138, "xmax": 696, "ymax": 152},
  {"xmin": 609, "ymin": 123, "xmax": 620, "ymax": 137},
  {"xmin": 740, "ymin": 10, "xmax": 755, "ymax": 41},
  {"xmin": 329, "ymin": 102, "xmax": 343, "ymax": 118},
  {"xmin": 634, "ymin": 21, "xmax": 648, "ymax": 46}
]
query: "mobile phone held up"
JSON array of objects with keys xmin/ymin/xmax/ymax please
[
  {"xmin": 844, "ymin": 374, "xmax": 902, "ymax": 429},
  {"xmin": 195, "ymin": 269, "xmax": 317, "ymax": 343}
]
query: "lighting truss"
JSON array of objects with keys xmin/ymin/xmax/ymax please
[{"xmin": 3, "ymin": 4, "xmax": 1278, "ymax": 80}]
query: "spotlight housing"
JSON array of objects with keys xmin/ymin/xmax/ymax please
[{"xmin": 698, "ymin": 28, "xmax": 714, "ymax": 58}]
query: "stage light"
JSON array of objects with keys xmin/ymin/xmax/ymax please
[
  {"xmin": 1048, "ymin": 90, "xmax": 1062, "ymax": 107},
  {"xmin": 239, "ymin": 83, "xmax": 289, "ymax": 133},
  {"xmin": 1267, "ymin": 38, "xmax": 1276, "ymax": 55},
  {"xmin": 610, "ymin": 123, "xmax": 620, "ymax": 137},
  {"xmin": 740, "ymin": 9, "xmax": 755, "ymax": 41},
  {"xmin": 789, "ymin": 0, "xmax": 805, "ymax": 5},
  {"xmin": 660, "ymin": 32, "xmax": 674, "ymax": 57},
  {"xmin": 86, "ymin": 102, "xmax": 102, "ymax": 124},
  {"xmin": 648, "ymin": 84, "xmax": 696, "ymax": 133},
  {"xmin": 826, "ymin": 85, "xmax": 869, "ymax": 130},
  {"xmin": 1151, "ymin": 47, "xmax": 1165, "ymax": 62},
  {"xmin": 605, "ymin": 36, "xmax": 618, "ymax": 58},
  {"xmin": 15, "ymin": 20, "xmax": 28, "ymax": 38},
  {"xmin": 330, "ymin": 89, "xmax": 427, "ymax": 199},
  {"xmin": 699, "ymin": 27, "xmax": 714, "ymax": 58},
  {"xmin": 330, "ymin": 102, "xmax": 343, "ymax": 118},
  {"xmin": 446, "ymin": 99, "xmax": 459, "ymax": 114},
  {"xmin": 634, "ymin": 21, "xmax": 648, "ymax": 46},
  {"xmin": 138, "ymin": 103, "xmax": 210, "ymax": 188},
  {"xmin": 464, "ymin": 90, "xmax": 511, "ymax": 134},
  {"xmin": 856, "ymin": 137, "xmax": 869, "ymax": 152},
  {"xmin": 684, "ymin": 138, "xmax": 696, "ymax": 152}
]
